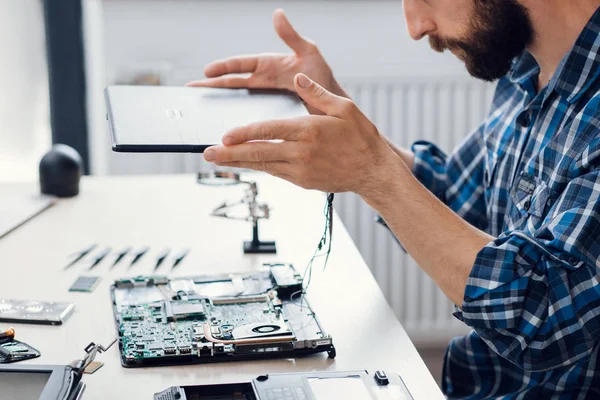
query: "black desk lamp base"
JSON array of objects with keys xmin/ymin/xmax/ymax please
[
  {"xmin": 244, "ymin": 240, "xmax": 277, "ymax": 254},
  {"xmin": 244, "ymin": 222, "xmax": 277, "ymax": 254}
]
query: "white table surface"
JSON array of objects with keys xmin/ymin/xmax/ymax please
[{"xmin": 0, "ymin": 174, "xmax": 444, "ymax": 399}]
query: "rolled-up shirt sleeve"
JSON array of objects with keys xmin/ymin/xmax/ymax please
[
  {"xmin": 455, "ymin": 168, "xmax": 600, "ymax": 372},
  {"xmin": 411, "ymin": 124, "xmax": 489, "ymax": 231},
  {"xmin": 412, "ymin": 140, "xmax": 449, "ymax": 201}
]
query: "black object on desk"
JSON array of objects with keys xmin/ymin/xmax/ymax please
[
  {"xmin": 244, "ymin": 223, "xmax": 277, "ymax": 254},
  {"xmin": 39, "ymin": 144, "xmax": 83, "ymax": 198}
]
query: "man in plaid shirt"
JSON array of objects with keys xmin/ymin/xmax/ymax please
[{"xmin": 193, "ymin": 1, "xmax": 600, "ymax": 398}]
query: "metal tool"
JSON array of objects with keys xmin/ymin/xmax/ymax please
[
  {"xmin": 64, "ymin": 244, "xmax": 97, "ymax": 269},
  {"xmin": 154, "ymin": 248, "xmax": 170, "ymax": 271},
  {"xmin": 130, "ymin": 246, "xmax": 149, "ymax": 267},
  {"xmin": 111, "ymin": 246, "xmax": 131, "ymax": 268},
  {"xmin": 171, "ymin": 248, "xmax": 190, "ymax": 270},
  {"xmin": 86, "ymin": 247, "xmax": 112, "ymax": 270},
  {"xmin": 198, "ymin": 171, "xmax": 275, "ymax": 254}
]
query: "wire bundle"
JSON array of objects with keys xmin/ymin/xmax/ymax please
[{"xmin": 299, "ymin": 192, "xmax": 335, "ymax": 296}]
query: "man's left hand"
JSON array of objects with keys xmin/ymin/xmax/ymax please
[{"xmin": 203, "ymin": 73, "xmax": 401, "ymax": 194}]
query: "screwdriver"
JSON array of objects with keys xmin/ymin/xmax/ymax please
[
  {"xmin": 64, "ymin": 244, "xmax": 97, "ymax": 270},
  {"xmin": 171, "ymin": 248, "xmax": 190, "ymax": 270},
  {"xmin": 154, "ymin": 248, "xmax": 170, "ymax": 271},
  {"xmin": 111, "ymin": 246, "xmax": 132, "ymax": 268},
  {"xmin": 130, "ymin": 246, "xmax": 149, "ymax": 267},
  {"xmin": 87, "ymin": 247, "xmax": 112, "ymax": 270}
]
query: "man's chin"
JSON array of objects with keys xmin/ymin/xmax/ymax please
[{"xmin": 450, "ymin": 48, "xmax": 468, "ymax": 63}]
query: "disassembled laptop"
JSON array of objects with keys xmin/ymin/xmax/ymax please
[{"xmin": 111, "ymin": 263, "xmax": 335, "ymax": 367}]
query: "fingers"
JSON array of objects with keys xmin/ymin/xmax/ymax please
[
  {"xmin": 186, "ymin": 76, "xmax": 252, "ymax": 89},
  {"xmin": 215, "ymin": 161, "xmax": 297, "ymax": 184},
  {"xmin": 203, "ymin": 56, "xmax": 259, "ymax": 78},
  {"xmin": 204, "ymin": 141, "xmax": 294, "ymax": 163},
  {"xmin": 294, "ymin": 73, "xmax": 351, "ymax": 118},
  {"xmin": 273, "ymin": 9, "xmax": 315, "ymax": 55},
  {"xmin": 221, "ymin": 118, "xmax": 306, "ymax": 146},
  {"xmin": 212, "ymin": 161, "xmax": 295, "ymax": 176}
]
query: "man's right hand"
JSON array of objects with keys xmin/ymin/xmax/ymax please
[{"xmin": 186, "ymin": 9, "xmax": 348, "ymax": 115}]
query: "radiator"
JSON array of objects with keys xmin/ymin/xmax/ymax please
[
  {"xmin": 104, "ymin": 72, "xmax": 495, "ymax": 346},
  {"xmin": 335, "ymin": 77, "xmax": 495, "ymax": 346}
]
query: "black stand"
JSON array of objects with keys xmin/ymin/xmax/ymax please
[{"xmin": 243, "ymin": 221, "xmax": 276, "ymax": 254}]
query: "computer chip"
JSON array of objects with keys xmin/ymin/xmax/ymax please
[{"xmin": 69, "ymin": 276, "xmax": 100, "ymax": 293}]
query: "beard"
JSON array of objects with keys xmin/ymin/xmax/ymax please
[{"xmin": 429, "ymin": 0, "xmax": 534, "ymax": 81}]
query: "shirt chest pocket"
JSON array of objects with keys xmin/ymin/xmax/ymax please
[{"xmin": 508, "ymin": 174, "xmax": 552, "ymax": 228}]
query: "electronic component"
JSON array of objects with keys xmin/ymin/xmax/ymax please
[
  {"xmin": 111, "ymin": 263, "xmax": 335, "ymax": 367},
  {"xmin": 270, "ymin": 263, "xmax": 303, "ymax": 298},
  {"xmin": 170, "ymin": 302, "xmax": 205, "ymax": 320},
  {"xmin": 154, "ymin": 370, "xmax": 414, "ymax": 400},
  {"xmin": 0, "ymin": 299, "xmax": 75, "ymax": 325},
  {"xmin": 69, "ymin": 276, "xmax": 101, "ymax": 292},
  {"xmin": 375, "ymin": 370, "xmax": 390, "ymax": 386},
  {"xmin": 0, "ymin": 340, "xmax": 40, "ymax": 363},
  {"xmin": 0, "ymin": 364, "xmax": 85, "ymax": 400},
  {"xmin": 0, "ymin": 338, "xmax": 114, "ymax": 399}
]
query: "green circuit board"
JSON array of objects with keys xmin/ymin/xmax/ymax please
[
  {"xmin": 118, "ymin": 297, "xmax": 291, "ymax": 363},
  {"xmin": 112, "ymin": 264, "xmax": 335, "ymax": 367}
]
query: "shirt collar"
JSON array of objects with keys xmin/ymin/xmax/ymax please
[
  {"xmin": 508, "ymin": 51, "xmax": 539, "ymax": 86},
  {"xmin": 508, "ymin": 6, "xmax": 600, "ymax": 104}
]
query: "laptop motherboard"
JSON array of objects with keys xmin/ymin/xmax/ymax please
[{"xmin": 111, "ymin": 263, "xmax": 335, "ymax": 367}]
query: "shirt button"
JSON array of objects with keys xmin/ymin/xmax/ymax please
[
  {"xmin": 524, "ymin": 200, "xmax": 531, "ymax": 210},
  {"xmin": 568, "ymin": 256, "xmax": 579, "ymax": 265},
  {"xmin": 518, "ymin": 112, "xmax": 532, "ymax": 127}
]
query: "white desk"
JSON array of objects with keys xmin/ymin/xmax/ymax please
[{"xmin": 0, "ymin": 174, "xmax": 443, "ymax": 399}]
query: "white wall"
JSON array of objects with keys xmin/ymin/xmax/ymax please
[
  {"xmin": 0, "ymin": 0, "xmax": 51, "ymax": 182},
  {"xmin": 90, "ymin": 0, "xmax": 472, "ymax": 176},
  {"xmin": 102, "ymin": 0, "xmax": 466, "ymax": 80}
]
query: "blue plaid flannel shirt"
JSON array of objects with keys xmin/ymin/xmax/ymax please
[{"xmin": 411, "ymin": 8, "xmax": 600, "ymax": 399}]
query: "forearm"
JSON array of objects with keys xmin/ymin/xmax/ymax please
[
  {"xmin": 359, "ymin": 156, "xmax": 493, "ymax": 306},
  {"xmin": 383, "ymin": 137, "xmax": 415, "ymax": 170}
]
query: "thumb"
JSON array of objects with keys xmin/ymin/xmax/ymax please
[
  {"xmin": 294, "ymin": 73, "xmax": 347, "ymax": 117},
  {"xmin": 273, "ymin": 9, "xmax": 315, "ymax": 55}
]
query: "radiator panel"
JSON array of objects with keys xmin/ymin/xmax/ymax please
[{"xmin": 336, "ymin": 78, "xmax": 495, "ymax": 345}]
